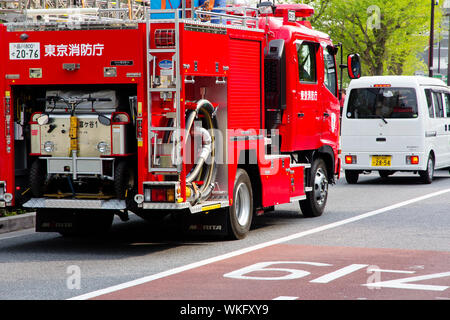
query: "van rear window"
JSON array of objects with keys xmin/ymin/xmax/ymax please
[{"xmin": 346, "ymin": 88, "xmax": 418, "ymax": 119}]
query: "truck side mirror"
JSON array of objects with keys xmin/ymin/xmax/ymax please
[{"xmin": 347, "ymin": 54, "xmax": 361, "ymax": 79}]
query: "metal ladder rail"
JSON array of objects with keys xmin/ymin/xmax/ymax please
[{"xmin": 145, "ymin": 7, "xmax": 183, "ymax": 174}]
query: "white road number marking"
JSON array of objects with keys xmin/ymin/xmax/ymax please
[{"xmin": 224, "ymin": 261, "xmax": 450, "ymax": 292}]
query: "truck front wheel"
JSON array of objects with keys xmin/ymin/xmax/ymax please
[
  {"xmin": 300, "ymin": 158, "xmax": 328, "ymax": 218},
  {"xmin": 228, "ymin": 169, "xmax": 253, "ymax": 240}
]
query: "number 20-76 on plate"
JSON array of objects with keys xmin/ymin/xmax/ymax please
[{"xmin": 9, "ymin": 42, "xmax": 40, "ymax": 60}]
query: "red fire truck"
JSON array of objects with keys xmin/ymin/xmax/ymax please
[{"xmin": 0, "ymin": 3, "xmax": 360, "ymax": 238}]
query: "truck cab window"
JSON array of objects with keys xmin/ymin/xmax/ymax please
[
  {"xmin": 323, "ymin": 49, "xmax": 337, "ymax": 96},
  {"xmin": 297, "ymin": 42, "xmax": 317, "ymax": 83}
]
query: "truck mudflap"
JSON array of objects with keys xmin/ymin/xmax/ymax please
[
  {"xmin": 141, "ymin": 200, "xmax": 230, "ymax": 236},
  {"xmin": 182, "ymin": 209, "xmax": 229, "ymax": 236},
  {"xmin": 35, "ymin": 208, "xmax": 114, "ymax": 234},
  {"xmin": 23, "ymin": 198, "xmax": 126, "ymax": 210}
]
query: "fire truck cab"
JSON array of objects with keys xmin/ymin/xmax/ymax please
[{"xmin": 0, "ymin": 2, "xmax": 360, "ymax": 238}]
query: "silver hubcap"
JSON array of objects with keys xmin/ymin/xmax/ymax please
[
  {"xmin": 314, "ymin": 168, "xmax": 328, "ymax": 206},
  {"xmin": 235, "ymin": 182, "xmax": 251, "ymax": 226}
]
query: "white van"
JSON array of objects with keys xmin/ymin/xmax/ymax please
[{"xmin": 341, "ymin": 76, "xmax": 450, "ymax": 184}]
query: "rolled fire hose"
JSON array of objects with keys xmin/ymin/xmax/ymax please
[{"xmin": 168, "ymin": 99, "xmax": 217, "ymax": 203}]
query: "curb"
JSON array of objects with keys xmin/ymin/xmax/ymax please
[{"xmin": 0, "ymin": 212, "xmax": 36, "ymax": 234}]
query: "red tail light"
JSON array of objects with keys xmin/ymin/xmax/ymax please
[
  {"xmin": 152, "ymin": 189, "xmax": 167, "ymax": 202},
  {"xmin": 406, "ymin": 155, "xmax": 419, "ymax": 165},
  {"xmin": 345, "ymin": 155, "xmax": 357, "ymax": 164}
]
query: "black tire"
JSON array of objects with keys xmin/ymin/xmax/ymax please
[
  {"xmin": 345, "ymin": 170, "xmax": 359, "ymax": 184},
  {"xmin": 419, "ymin": 154, "xmax": 434, "ymax": 184},
  {"xmin": 114, "ymin": 160, "xmax": 134, "ymax": 199},
  {"xmin": 29, "ymin": 159, "xmax": 47, "ymax": 197},
  {"xmin": 228, "ymin": 169, "xmax": 253, "ymax": 240},
  {"xmin": 300, "ymin": 158, "xmax": 329, "ymax": 218}
]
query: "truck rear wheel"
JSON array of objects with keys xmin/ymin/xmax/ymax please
[
  {"xmin": 29, "ymin": 159, "xmax": 47, "ymax": 197},
  {"xmin": 228, "ymin": 169, "xmax": 253, "ymax": 240},
  {"xmin": 300, "ymin": 158, "xmax": 328, "ymax": 218},
  {"xmin": 114, "ymin": 160, "xmax": 134, "ymax": 199}
]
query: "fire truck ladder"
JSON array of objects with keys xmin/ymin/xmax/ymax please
[{"xmin": 145, "ymin": 7, "xmax": 183, "ymax": 175}]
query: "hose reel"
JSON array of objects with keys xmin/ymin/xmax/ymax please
[{"xmin": 167, "ymin": 99, "xmax": 218, "ymax": 204}]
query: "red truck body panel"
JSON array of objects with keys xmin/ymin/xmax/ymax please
[{"xmin": 0, "ymin": 4, "xmax": 341, "ymax": 226}]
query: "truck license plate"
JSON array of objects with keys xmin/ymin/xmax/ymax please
[
  {"xmin": 372, "ymin": 156, "xmax": 391, "ymax": 167},
  {"xmin": 9, "ymin": 42, "xmax": 40, "ymax": 60}
]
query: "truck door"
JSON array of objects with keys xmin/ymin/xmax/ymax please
[
  {"xmin": 294, "ymin": 40, "xmax": 320, "ymax": 151},
  {"xmin": 320, "ymin": 45, "xmax": 340, "ymax": 151}
]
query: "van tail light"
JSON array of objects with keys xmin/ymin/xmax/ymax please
[
  {"xmin": 345, "ymin": 155, "xmax": 357, "ymax": 164},
  {"xmin": 406, "ymin": 155, "xmax": 419, "ymax": 165}
]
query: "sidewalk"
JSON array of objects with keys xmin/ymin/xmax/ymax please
[{"xmin": 0, "ymin": 212, "xmax": 35, "ymax": 234}]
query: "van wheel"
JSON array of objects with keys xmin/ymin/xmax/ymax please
[
  {"xmin": 345, "ymin": 170, "xmax": 359, "ymax": 184},
  {"xmin": 300, "ymin": 159, "xmax": 328, "ymax": 218},
  {"xmin": 29, "ymin": 159, "xmax": 47, "ymax": 197},
  {"xmin": 228, "ymin": 169, "xmax": 253, "ymax": 240},
  {"xmin": 419, "ymin": 155, "xmax": 434, "ymax": 184}
]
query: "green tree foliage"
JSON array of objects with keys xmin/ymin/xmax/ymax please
[{"xmin": 299, "ymin": 0, "xmax": 442, "ymax": 77}]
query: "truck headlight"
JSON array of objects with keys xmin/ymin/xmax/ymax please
[
  {"xmin": 44, "ymin": 141, "xmax": 54, "ymax": 153},
  {"xmin": 97, "ymin": 142, "xmax": 109, "ymax": 153}
]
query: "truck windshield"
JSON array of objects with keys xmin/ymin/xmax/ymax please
[{"xmin": 346, "ymin": 88, "xmax": 418, "ymax": 119}]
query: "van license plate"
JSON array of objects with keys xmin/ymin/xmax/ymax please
[{"xmin": 372, "ymin": 156, "xmax": 391, "ymax": 167}]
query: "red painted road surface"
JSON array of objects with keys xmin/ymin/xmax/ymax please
[{"xmin": 93, "ymin": 245, "xmax": 450, "ymax": 300}]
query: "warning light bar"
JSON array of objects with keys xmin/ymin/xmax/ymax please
[{"xmin": 373, "ymin": 84, "xmax": 392, "ymax": 88}]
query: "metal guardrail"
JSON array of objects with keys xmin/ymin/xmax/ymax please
[{"xmin": 0, "ymin": 0, "xmax": 146, "ymax": 22}]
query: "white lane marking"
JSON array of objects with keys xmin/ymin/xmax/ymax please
[
  {"xmin": 273, "ymin": 296, "xmax": 299, "ymax": 300},
  {"xmin": 69, "ymin": 188, "xmax": 450, "ymax": 300},
  {"xmin": 309, "ymin": 264, "xmax": 368, "ymax": 284},
  {"xmin": 0, "ymin": 228, "xmax": 35, "ymax": 240}
]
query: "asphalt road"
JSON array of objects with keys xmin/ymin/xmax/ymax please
[{"xmin": 0, "ymin": 169, "xmax": 449, "ymax": 300}]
